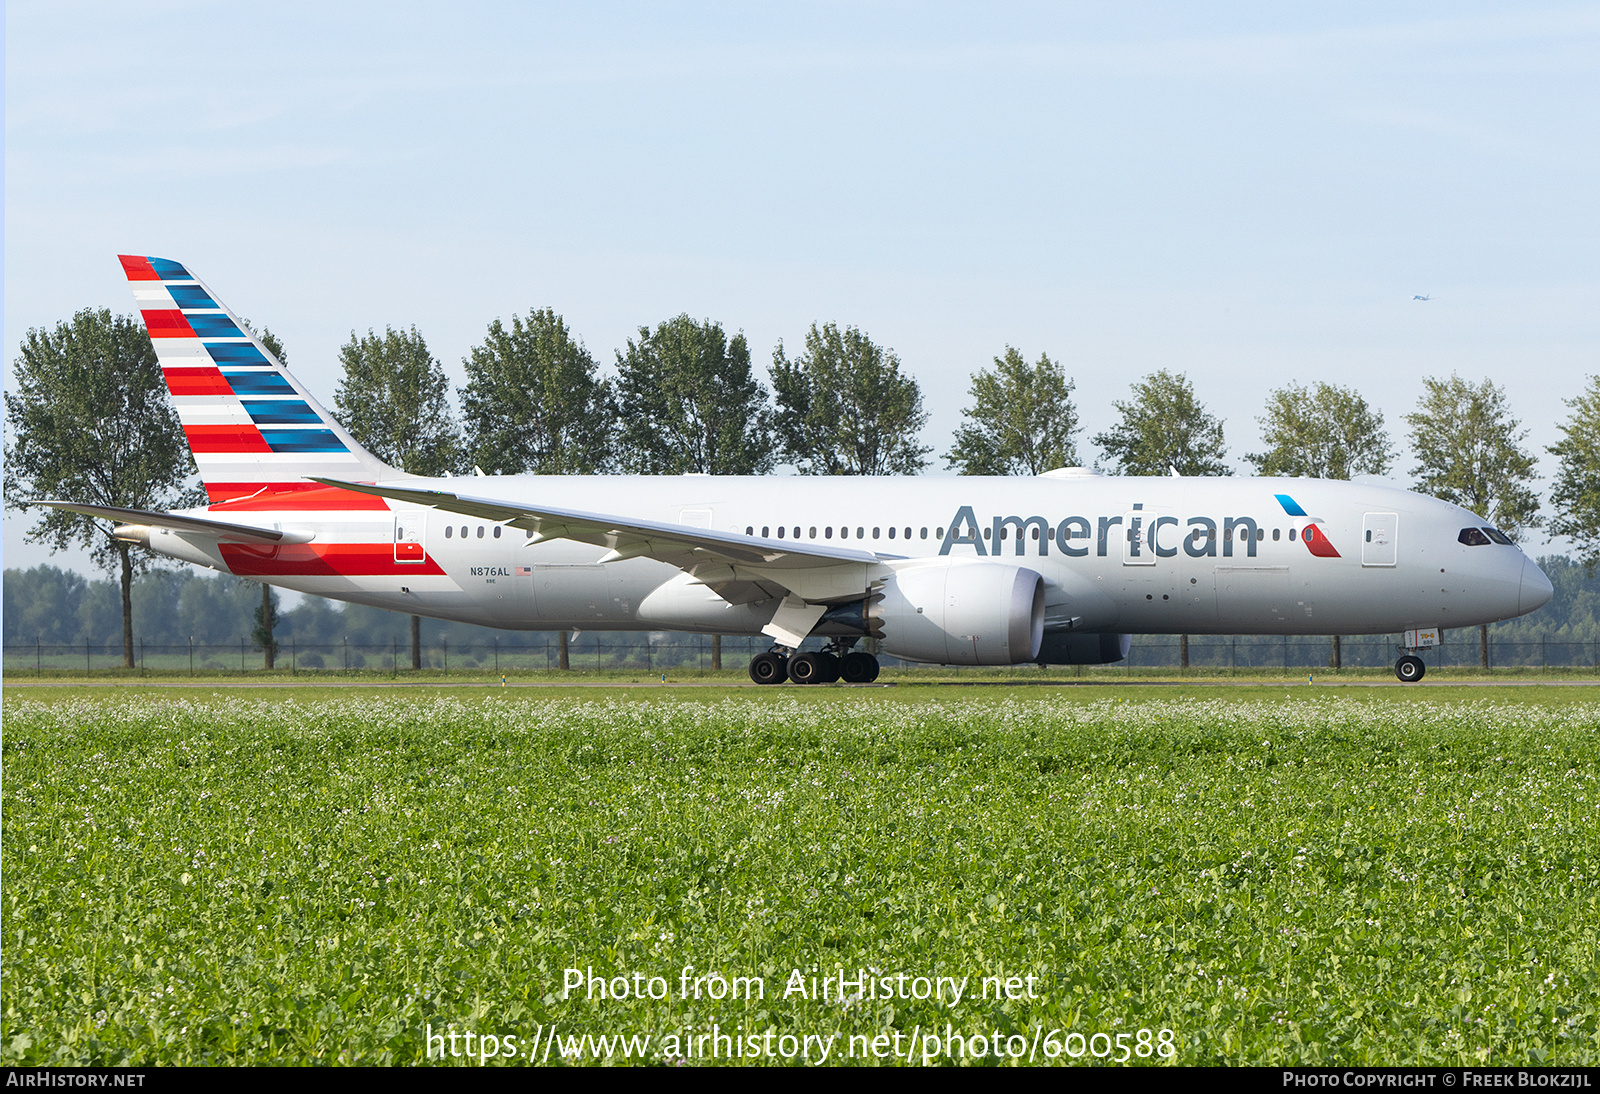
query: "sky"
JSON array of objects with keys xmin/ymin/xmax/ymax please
[{"xmin": 6, "ymin": 2, "xmax": 1599, "ymax": 579}]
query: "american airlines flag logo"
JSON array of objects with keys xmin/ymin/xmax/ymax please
[{"xmin": 516, "ymin": 566, "xmax": 532, "ymax": 576}]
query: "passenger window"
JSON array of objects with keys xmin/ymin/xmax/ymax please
[
  {"xmin": 1031, "ymin": 527, "xmax": 1039, "ymax": 540},
  {"xmin": 494, "ymin": 526, "xmax": 502, "ymax": 538},
  {"xmin": 477, "ymin": 526, "xmax": 485, "ymax": 538},
  {"xmin": 1366, "ymin": 530, "xmax": 1372, "ymax": 542},
  {"xmin": 857, "ymin": 527, "xmax": 864, "ymax": 539},
  {"xmin": 460, "ymin": 526, "xmax": 468, "ymax": 538},
  {"xmin": 1458, "ymin": 528, "xmax": 1491, "ymax": 546},
  {"xmin": 888, "ymin": 527, "xmax": 896, "ymax": 539},
  {"xmin": 825, "ymin": 527, "xmax": 833, "ymax": 539},
  {"xmin": 762, "ymin": 526, "xmax": 769, "ymax": 537},
  {"xmin": 1289, "ymin": 528, "xmax": 1296, "ymax": 541},
  {"xmin": 907, "ymin": 528, "xmax": 913, "ymax": 539},
  {"xmin": 445, "ymin": 526, "xmax": 453, "ymax": 538},
  {"xmin": 777, "ymin": 526, "xmax": 785, "ymax": 539},
  {"xmin": 1272, "ymin": 528, "xmax": 1280, "ymax": 541},
  {"xmin": 809, "ymin": 527, "xmax": 816, "ymax": 539},
  {"xmin": 793, "ymin": 527, "xmax": 800, "ymax": 539},
  {"xmin": 873, "ymin": 527, "xmax": 880, "ymax": 539},
  {"xmin": 984, "ymin": 527, "xmax": 991, "ymax": 539},
  {"xmin": 746, "ymin": 526, "xmax": 753, "ymax": 535}
]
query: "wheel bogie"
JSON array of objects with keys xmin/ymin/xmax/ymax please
[
  {"xmin": 749, "ymin": 652, "xmax": 788, "ymax": 685},
  {"xmin": 841, "ymin": 651, "xmax": 880, "ymax": 683}
]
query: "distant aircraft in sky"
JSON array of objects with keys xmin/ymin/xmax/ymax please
[
  {"xmin": 1413, "ymin": 294, "xmax": 1432, "ymax": 301},
  {"xmin": 39, "ymin": 256, "xmax": 1555, "ymax": 684}
]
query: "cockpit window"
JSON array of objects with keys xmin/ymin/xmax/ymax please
[
  {"xmin": 1458, "ymin": 528, "xmax": 1491, "ymax": 546},
  {"xmin": 1481, "ymin": 527, "xmax": 1513, "ymax": 546}
]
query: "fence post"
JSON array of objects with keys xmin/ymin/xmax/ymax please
[
  {"xmin": 495, "ymin": 636, "xmax": 499, "ymax": 675},
  {"xmin": 37, "ymin": 637, "xmax": 41, "ymax": 676},
  {"xmin": 189, "ymin": 636, "xmax": 194, "ymax": 676}
]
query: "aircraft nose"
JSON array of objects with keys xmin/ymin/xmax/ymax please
[{"xmin": 1520, "ymin": 556, "xmax": 1554, "ymax": 615}]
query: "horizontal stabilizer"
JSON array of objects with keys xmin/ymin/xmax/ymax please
[{"xmin": 35, "ymin": 501, "xmax": 313, "ymax": 545}]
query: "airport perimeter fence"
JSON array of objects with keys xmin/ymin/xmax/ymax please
[{"xmin": 6, "ymin": 634, "xmax": 1600, "ymax": 675}]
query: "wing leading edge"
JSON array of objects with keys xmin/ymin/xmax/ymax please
[{"xmin": 311, "ymin": 477, "xmax": 891, "ymax": 606}]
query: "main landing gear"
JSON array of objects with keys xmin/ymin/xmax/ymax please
[{"xmin": 748, "ymin": 641, "xmax": 880, "ymax": 685}]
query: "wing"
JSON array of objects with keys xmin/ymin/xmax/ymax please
[
  {"xmin": 33, "ymin": 501, "xmax": 313, "ymax": 545},
  {"xmin": 311, "ymin": 477, "xmax": 889, "ymax": 606}
]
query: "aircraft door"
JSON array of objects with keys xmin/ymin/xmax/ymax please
[
  {"xmin": 1122, "ymin": 509, "xmax": 1155, "ymax": 566},
  {"xmin": 394, "ymin": 513, "xmax": 426, "ymax": 564},
  {"xmin": 1362, "ymin": 512, "xmax": 1398, "ymax": 567}
]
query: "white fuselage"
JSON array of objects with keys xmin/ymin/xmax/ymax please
[{"xmin": 148, "ymin": 473, "xmax": 1552, "ymax": 640}]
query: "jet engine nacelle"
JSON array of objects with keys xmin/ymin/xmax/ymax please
[{"xmin": 872, "ymin": 561, "xmax": 1045, "ymax": 665}]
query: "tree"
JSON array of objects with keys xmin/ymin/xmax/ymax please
[
  {"xmin": 946, "ymin": 347, "xmax": 1080, "ymax": 475},
  {"xmin": 770, "ymin": 323, "xmax": 931, "ymax": 475},
  {"xmin": 3, "ymin": 308, "xmax": 197, "ymax": 667},
  {"xmin": 1405, "ymin": 374, "xmax": 1542, "ymax": 668},
  {"xmin": 1093, "ymin": 370, "xmax": 1229, "ymax": 476},
  {"xmin": 1245, "ymin": 381, "xmax": 1395, "ymax": 479},
  {"xmin": 251, "ymin": 583, "xmax": 281, "ymax": 669},
  {"xmin": 1547, "ymin": 375, "xmax": 1600, "ymax": 574},
  {"xmin": 613, "ymin": 315, "xmax": 772, "ymax": 474},
  {"xmin": 334, "ymin": 326, "xmax": 464, "ymax": 669},
  {"xmin": 460, "ymin": 309, "xmax": 613, "ymax": 475},
  {"xmin": 333, "ymin": 327, "xmax": 464, "ymax": 475}
]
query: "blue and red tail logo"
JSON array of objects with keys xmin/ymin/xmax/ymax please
[{"xmin": 1275, "ymin": 494, "xmax": 1341, "ymax": 558}]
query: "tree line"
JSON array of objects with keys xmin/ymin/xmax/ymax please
[
  {"xmin": 9, "ymin": 556, "xmax": 1600, "ymax": 650},
  {"xmin": 6, "ymin": 303, "xmax": 1600, "ymax": 667}
]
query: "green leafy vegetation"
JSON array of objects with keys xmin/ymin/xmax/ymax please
[{"xmin": 4, "ymin": 691, "xmax": 1597, "ymax": 1065}]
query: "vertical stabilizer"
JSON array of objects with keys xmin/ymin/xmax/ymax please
[{"xmin": 119, "ymin": 255, "xmax": 392, "ymax": 502}]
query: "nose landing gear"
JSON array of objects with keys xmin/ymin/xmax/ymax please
[{"xmin": 1394, "ymin": 655, "xmax": 1426, "ymax": 683}]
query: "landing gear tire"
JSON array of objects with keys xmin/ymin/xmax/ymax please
[
  {"xmin": 789, "ymin": 651, "xmax": 825, "ymax": 685},
  {"xmin": 1395, "ymin": 655, "xmax": 1426, "ymax": 683},
  {"xmin": 750, "ymin": 652, "xmax": 788, "ymax": 685},
  {"xmin": 815, "ymin": 651, "xmax": 841, "ymax": 684},
  {"xmin": 841, "ymin": 651, "xmax": 880, "ymax": 683}
]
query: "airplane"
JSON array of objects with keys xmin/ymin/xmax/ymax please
[
  {"xmin": 1413, "ymin": 295, "xmax": 1432, "ymax": 301},
  {"xmin": 39, "ymin": 255, "xmax": 1555, "ymax": 685}
]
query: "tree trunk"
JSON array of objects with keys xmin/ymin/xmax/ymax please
[
  {"xmin": 119, "ymin": 546, "xmax": 135, "ymax": 668},
  {"xmin": 262, "ymin": 584, "xmax": 276, "ymax": 669},
  {"xmin": 1480, "ymin": 623, "xmax": 1489, "ymax": 670},
  {"xmin": 712, "ymin": 634, "xmax": 722, "ymax": 670},
  {"xmin": 559, "ymin": 630, "xmax": 570, "ymax": 671},
  {"xmin": 1180, "ymin": 634, "xmax": 1189, "ymax": 669},
  {"xmin": 1330, "ymin": 634, "xmax": 1341, "ymax": 671},
  {"xmin": 411, "ymin": 614, "xmax": 422, "ymax": 670}
]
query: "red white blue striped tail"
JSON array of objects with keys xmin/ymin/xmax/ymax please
[{"xmin": 119, "ymin": 255, "xmax": 390, "ymax": 503}]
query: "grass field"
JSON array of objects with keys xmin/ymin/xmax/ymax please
[{"xmin": 3, "ymin": 685, "xmax": 1597, "ymax": 1066}]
